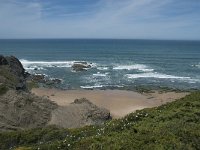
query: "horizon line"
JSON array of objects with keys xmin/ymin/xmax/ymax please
[{"xmin": 0, "ymin": 38, "xmax": 200, "ymax": 42}]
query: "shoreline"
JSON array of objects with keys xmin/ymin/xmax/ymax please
[{"xmin": 32, "ymin": 88, "xmax": 189, "ymax": 118}]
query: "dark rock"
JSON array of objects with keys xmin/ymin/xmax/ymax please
[
  {"xmin": 31, "ymin": 74, "xmax": 46, "ymax": 83},
  {"xmin": 0, "ymin": 55, "xmax": 29, "ymax": 90},
  {"xmin": 50, "ymin": 78, "xmax": 62, "ymax": 84},
  {"xmin": 0, "ymin": 55, "xmax": 8, "ymax": 65},
  {"xmin": 16, "ymin": 82, "xmax": 26, "ymax": 90},
  {"xmin": 73, "ymin": 98, "xmax": 93, "ymax": 104},
  {"xmin": 5, "ymin": 56, "xmax": 26, "ymax": 78},
  {"xmin": 46, "ymin": 78, "xmax": 62, "ymax": 85},
  {"xmin": 72, "ymin": 62, "xmax": 91, "ymax": 72}
]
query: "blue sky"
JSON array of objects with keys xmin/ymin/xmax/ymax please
[{"xmin": 0, "ymin": 0, "xmax": 200, "ymax": 40}]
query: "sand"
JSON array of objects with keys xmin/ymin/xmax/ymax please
[{"xmin": 32, "ymin": 88, "xmax": 188, "ymax": 118}]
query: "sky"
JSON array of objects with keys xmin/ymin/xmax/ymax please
[{"xmin": 0, "ymin": 0, "xmax": 200, "ymax": 40}]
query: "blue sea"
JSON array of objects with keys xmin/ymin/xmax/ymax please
[{"xmin": 0, "ymin": 39, "xmax": 200, "ymax": 90}]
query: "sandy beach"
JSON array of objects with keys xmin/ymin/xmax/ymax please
[{"xmin": 32, "ymin": 88, "xmax": 188, "ymax": 118}]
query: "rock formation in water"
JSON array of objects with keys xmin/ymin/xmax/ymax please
[{"xmin": 72, "ymin": 62, "xmax": 91, "ymax": 72}]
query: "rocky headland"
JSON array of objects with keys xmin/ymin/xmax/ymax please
[{"xmin": 0, "ymin": 55, "xmax": 111, "ymax": 131}]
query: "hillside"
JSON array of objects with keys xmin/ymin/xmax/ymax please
[{"xmin": 0, "ymin": 91, "xmax": 199, "ymax": 150}]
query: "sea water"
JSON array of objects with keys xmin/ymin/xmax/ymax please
[{"xmin": 0, "ymin": 39, "xmax": 200, "ymax": 90}]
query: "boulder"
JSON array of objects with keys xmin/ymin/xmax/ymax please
[
  {"xmin": 51, "ymin": 78, "xmax": 62, "ymax": 84},
  {"xmin": 73, "ymin": 98, "xmax": 92, "ymax": 104},
  {"xmin": 45, "ymin": 78, "xmax": 62, "ymax": 85},
  {"xmin": 16, "ymin": 82, "xmax": 26, "ymax": 90},
  {"xmin": 31, "ymin": 74, "xmax": 46, "ymax": 83},
  {"xmin": 72, "ymin": 62, "xmax": 91, "ymax": 72}
]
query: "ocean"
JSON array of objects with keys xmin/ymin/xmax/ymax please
[{"xmin": 0, "ymin": 39, "xmax": 200, "ymax": 90}]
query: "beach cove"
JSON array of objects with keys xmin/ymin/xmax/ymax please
[{"xmin": 32, "ymin": 88, "xmax": 188, "ymax": 119}]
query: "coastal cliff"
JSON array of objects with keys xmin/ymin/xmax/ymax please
[{"xmin": 0, "ymin": 55, "xmax": 111, "ymax": 131}]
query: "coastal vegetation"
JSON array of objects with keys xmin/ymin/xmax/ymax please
[{"xmin": 0, "ymin": 91, "xmax": 199, "ymax": 150}]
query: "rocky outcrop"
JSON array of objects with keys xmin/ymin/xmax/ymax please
[
  {"xmin": 30, "ymin": 74, "xmax": 46, "ymax": 83},
  {"xmin": 49, "ymin": 98, "xmax": 111, "ymax": 128},
  {"xmin": 0, "ymin": 90, "xmax": 57, "ymax": 131},
  {"xmin": 29, "ymin": 74, "xmax": 62, "ymax": 87},
  {"xmin": 5, "ymin": 56, "xmax": 26, "ymax": 78},
  {"xmin": 0, "ymin": 55, "xmax": 111, "ymax": 131},
  {"xmin": 72, "ymin": 62, "xmax": 91, "ymax": 72},
  {"xmin": 0, "ymin": 55, "xmax": 8, "ymax": 65},
  {"xmin": 0, "ymin": 55, "xmax": 58, "ymax": 131},
  {"xmin": 0, "ymin": 55, "xmax": 29, "ymax": 90}
]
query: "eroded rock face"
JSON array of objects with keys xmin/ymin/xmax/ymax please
[
  {"xmin": 0, "ymin": 55, "xmax": 8, "ymax": 65},
  {"xmin": 0, "ymin": 55, "xmax": 29, "ymax": 90},
  {"xmin": 49, "ymin": 98, "xmax": 111, "ymax": 128},
  {"xmin": 72, "ymin": 62, "xmax": 91, "ymax": 72},
  {"xmin": 0, "ymin": 56, "xmax": 59, "ymax": 131},
  {"xmin": 5, "ymin": 56, "xmax": 28, "ymax": 78},
  {"xmin": 0, "ymin": 90, "xmax": 57, "ymax": 131}
]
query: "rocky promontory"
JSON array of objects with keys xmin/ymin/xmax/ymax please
[
  {"xmin": 0, "ymin": 55, "xmax": 29, "ymax": 91},
  {"xmin": 0, "ymin": 55, "xmax": 111, "ymax": 131}
]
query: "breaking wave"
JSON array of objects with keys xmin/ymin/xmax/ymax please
[
  {"xmin": 113, "ymin": 64, "xmax": 154, "ymax": 72},
  {"xmin": 126, "ymin": 72, "xmax": 191, "ymax": 79},
  {"xmin": 20, "ymin": 59, "xmax": 96, "ymax": 70}
]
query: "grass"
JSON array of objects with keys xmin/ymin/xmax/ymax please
[{"xmin": 0, "ymin": 92, "xmax": 200, "ymax": 150}]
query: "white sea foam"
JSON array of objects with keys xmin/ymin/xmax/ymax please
[
  {"xmin": 25, "ymin": 66, "xmax": 46, "ymax": 71},
  {"xmin": 20, "ymin": 59, "xmax": 96, "ymax": 69},
  {"xmin": 93, "ymin": 72, "xmax": 109, "ymax": 77},
  {"xmin": 126, "ymin": 72, "xmax": 191, "ymax": 79},
  {"xmin": 196, "ymin": 64, "xmax": 200, "ymax": 68},
  {"xmin": 80, "ymin": 84, "xmax": 124, "ymax": 89},
  {"xmin": 34, "ymin": 73, "xmax": 48, "ymax": 77},
  {"xmin": 97, "ymin": 67, "xmax": 109, "ymax": 70},
  {"xmin": 113, "ymin": 64, "xmax": 154, "ymax": 72},
  {"xmin": 80, "ymin": 85, "xmax": 104, "ymax": 89}
]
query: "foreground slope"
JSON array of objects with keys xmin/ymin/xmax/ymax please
[{"xmin": 0, "ymin": 92, "xmax": 200, "ymax": 150}]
